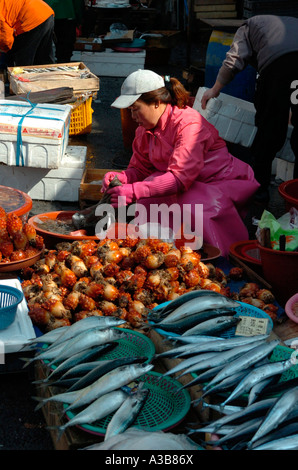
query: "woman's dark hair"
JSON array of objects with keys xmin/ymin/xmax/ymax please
[{"xmin": 139, "ymin": 76, "xmax": 190, "ymax": 109}]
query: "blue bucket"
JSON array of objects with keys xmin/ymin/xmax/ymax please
[{"xmin": 0, "ymin": 286, "xmax": 23, "ymax": 330}]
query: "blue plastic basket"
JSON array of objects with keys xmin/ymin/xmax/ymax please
[{"xmin": 0, "ymin": 286, "xmax": 23, "ymax": 330}]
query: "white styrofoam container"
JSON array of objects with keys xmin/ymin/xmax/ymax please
[
  {"xmin": 274, "ymin": 157, "xmax": 294, "ymax": 182},
  {"xmin": 0, "ymin": 145, "xmax": 86, "ymax": 201},
  {"xmin": 71, "ymin": 49, "xmax": 146, "ymax": 77},
  {"xmin": 193, "ymin": 87, "xmax": 295, "ymax": 164},
  {"xmin": 0, "ymin": 100, "xmax": 71, "ymax": 169}
]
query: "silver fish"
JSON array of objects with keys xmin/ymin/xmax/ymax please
[
  {"xmin": 26, "ymin": 326, "xmax": 69, "ymax": 347},
  {"xmin": 181, "ymin": 315, "xmax": 241, "ymax": 337},
  {"xmin": 104, "ymin": 383, "xmax": 149, "ymax": 440},
  {"xmin": 46, "ymin": 316, "xmax": 126, "ymax": 350},
  {"xmin": 198, "ymin": 368, "xmax": 252, "ymax": 402},
  {"xmin": 158, "ymin": 294, "xmax": 239, "ymax": 325},
  {"xmin": 46, "ymin": 328, "xmax": 125, "ymax": 366},
  {"xmin": 178, "ymin": 339, "xmax": 266, "ymax": 381},
  {"xmin": 163, "ymin": 352, "xmax": 219, "ymax": 377},
  {"xmin": 54, "ymin": 390, "xmax": 128, "ymax": 441},
  {"xmin": 210, "ymin": 397, "xmax": 278, "ymax": 432},
  {"xmin": 149, "ymin": 290, "xmax": 223, "ymax": 322},
  {"xmin": 204, "ymin": 339, "xmax": 280, "ymax": 391},
  {"xmin": 205, "ymin": 417, "xmax": 264, "ymax": 448},
  {"xmin": 220, "ymin": 358, "xmax": 294, "ymax": 408},
  {"xmin": 252, "ymin": 434, "xmax": 298, "ymax": 451},
  {"xmin": 248, "ymin": 385, "xmax": 298, "ymax": 447},
  {"xmin": 65, "ymin": 363, "xmax": 153, "ymax": 413},
  {"xmin": 247, "ymin": 375, "xmax": 280, "ymax": 406},
  {"xmin": 35, "ymin": 343, "xmax": 116, "ymax": 383}
]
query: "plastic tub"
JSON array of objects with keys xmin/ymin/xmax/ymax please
[
  {"xmin": 285, "ymin": 293, "xmax": 298, "ymax": 324},
  {"xmin": 258, "ymin": 242, "xmax": 298, "ymax": 306},
  {"xmin": 0, "ymin": 285, "xmax": 24, "ymax": 330},
  {"xmin": 278, "ymin": 178, "xmax": 298, "ymax": 211},
  {"xmin": 0, "ymin": 185, "xmax": 32, "ymax": 223},
  {"xmin": 28, "ymin": 211, "xmax": 98, "ymax": 249}
]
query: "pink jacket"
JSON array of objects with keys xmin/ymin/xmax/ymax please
[{"xmin": 124, "ymin": 104, "xmax": 259, "ymax": 256}]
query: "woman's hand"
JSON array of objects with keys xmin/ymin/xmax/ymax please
[
  {"xmin": 101, "ymin": 171, "xmax": 127, "ymax": 192},
  {"xmin": 107, "ymin": 184, "xmax": 135, "ymax": 207}
]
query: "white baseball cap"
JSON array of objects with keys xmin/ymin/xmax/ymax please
[{"xmin": 111, "ymin": 69, "xmax": 165, "ymax": 108}]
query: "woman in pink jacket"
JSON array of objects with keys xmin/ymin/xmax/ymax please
[{"xmin": 103, "ymin": 69, "xmax": 259, "ymax": 257}]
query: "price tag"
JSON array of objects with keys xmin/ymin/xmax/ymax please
[{"xmin": 235, "ymin": 315, "xmax": 269, "ymax": 336}]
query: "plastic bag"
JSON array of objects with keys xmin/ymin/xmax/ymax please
[{"xmin": 256, "ymin": 208, "xmax": 298, "ymax": 251}]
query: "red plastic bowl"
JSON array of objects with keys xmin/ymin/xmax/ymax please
[
  {"xmin": 28, "ymin": 211, "xmax": 98, "ymax": 249},
  {"xmin": 285, "ymin": 293, "xmax": 298, "ymax": 324},
  {"xmin": 278, "ymin": 178, "xmax": 298, "ymax": 211}
]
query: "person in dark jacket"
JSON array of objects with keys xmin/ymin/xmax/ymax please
[
  {"xmin": 44, "ymin": 0, "xmax": 85, "ymax": 63},
  {"xmin": 201, "ymin": 15, "xmax": 298, "ymax": 202}
]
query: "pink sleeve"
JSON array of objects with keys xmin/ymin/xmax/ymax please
[{"xmin": 167, "ymin": 119, "xmax": 217, "ymax": 190}]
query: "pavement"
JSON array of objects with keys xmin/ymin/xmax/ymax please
[{"xmin": 0, "ymin": 36, "xmax": 287, "ymax": 451}]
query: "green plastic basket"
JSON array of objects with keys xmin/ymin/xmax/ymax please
[
  {"xmin": 0, "ymin": 285, "xmax": 23, "ymax": 330},
  {"xmin": 64, "ymin": 371, "xmax": 191, "ymax": 436}
]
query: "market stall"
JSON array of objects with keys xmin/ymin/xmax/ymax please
[{"xmin": 1, "ymin": 55, "xmax": 298, "ymax": 452}]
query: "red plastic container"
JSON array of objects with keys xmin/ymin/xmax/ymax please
[
  {"xmin": 278, "ymin": 178, "xmax": 298, "ymax": 211},
  {"xmin": 258, "ymin": 242, "xmax": 298, "ymax": 306}
]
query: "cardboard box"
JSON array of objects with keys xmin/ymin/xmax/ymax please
[
  {"xmin": 79, "ymin": 168, "xmax": 120, "ymax": 204},
  {"xmin": 71, "ymin": 50, "xmax": 146, "ymax": 77},
  {"xmin": 0, "ymin": 146, "xmax": 87, "ymax": 201},
  {"xmin": 0, "ymin": 99, "xmax": 71, "ymax": 168},
  {"xmin": 7, "ymin": 62, "xmax": 99, "ymax": 97},
  {"xmin": 74, "ymin": 38, "xmax": 105, "ymax": 52}
]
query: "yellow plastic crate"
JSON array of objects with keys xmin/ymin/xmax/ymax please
[{"xmin": 69, "ymin": 96, "xmax": 93, "ymax": 136}]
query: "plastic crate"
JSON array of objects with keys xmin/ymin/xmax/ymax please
[{"xmin": 69, "ymin": 96, "xmax": 93, "ymax": 136}]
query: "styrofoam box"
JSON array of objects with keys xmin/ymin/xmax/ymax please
[
  {"xmin": 71, "ymin": 49, "xmax": 146, "ymax": 77},
  {"xmin": 0, "ymin": 145, "xmax": 87, "ymax": 201},
  {"xmin": 193, "ymin": 87, "xmax": 295, "ymax": 164},
  {"xmin": 0, "ymin": 100, "xmax": 72, "ymax": 169}
]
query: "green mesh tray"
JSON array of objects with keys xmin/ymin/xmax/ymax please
[
  {"xmin": 64, "ymin": 371, "xmax": 191, "ymax": 436},
  {"xmin": 43, "ymin": 328, "xmax": 155, "ymax": 369}
]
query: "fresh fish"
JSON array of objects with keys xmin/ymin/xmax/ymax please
[
  {"xmin": 181, "ymin": 315, "xmax": 241, "ymax": 337},
  {"xmin": 65, "ymin": 363, "xmax": 153, "ymax": 413},
  {"xmin": 252, "ymin": 434, "xmax": 298, "ymax": 450},
  {"xmin": 200, "ymin": 401, "xmax": 245, "ymax": 416},
  {"xmin": 197, "ymin": 368, "xmax": 252, "ymax": 402},
  {"xmin": 33, "ymin": 362, "xmax": 153, "ymax": 412},
  {"xmin": 209, "ymin": 397, "xmax": 278, "ymax": 432},
  {"xmin": 205, "ymin": 417, "xmax": 264, "ymax": 448},
  {"xmin": 34, "ymin": 343, "xmax": 117, "ymax": 383},
  {"xmin": 53, "ymin": 390, "xmax": 128, "ymax": 441},
  {"xmin": 67, "ymin": 356, "xmax": 148, "ymax": 392},
  {"xmin": 220, "ymin": 358, "xmax": 294, "ymax": 408},
  {"xmin": 177, "ymin": 339, "xmax": 266, "ymax": 382},
  {"xmin": 46, "ymin": 328, "xmax": 125, "ymax": 367},
  {"xmin": 247, "ymin": 374, "xmax": 281, "ymax": 406},
  {"xmin": 250, "ymin": 421, "xmax": 298, "ymax": 449},
  {"xmin": 149, "ymin": 290, "xmax": 223, "ymax": 322},
  {"xmin": 26, "ymin": 326, "xmax": 69, "ymax": 347},
  {"xmin": 46, "ymin": 316, "xmax": 126, "ymax": 350},
  {"xmin": 247, "ymin": 385, "xmax": 298, "ymax": 447},
  {"xmin": 203, "ymin": 339, "xmax": 280, "ymax": 391},
  {"xmin": 165, "ymin": 335, "xmax": 225, "ymax": 344},
  {"xmin": 157, "ymin": 294, "xmax": 239, "ymax": 325},
  {"xmin": 104, "ymin": 383, "xmax": 149, "ymax": 440},
  {"xmin": 257, "ymin": 375, "xmax": 298, "ymax": 399},
  {"xmin": 155, "ymin": 335, "xmax": 266, "ymax": 358},
  {"xmin": 163, "ymin": 352, "xmax": 219, "ymax": 378},
  {"xmin": 151, "ymin": 308, "xmax": 237, "ymax": 334}
]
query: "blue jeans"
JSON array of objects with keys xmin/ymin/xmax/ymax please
[{"xmin": 7, "ymin": 15, "xmax": 55, "ymax": 67}]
